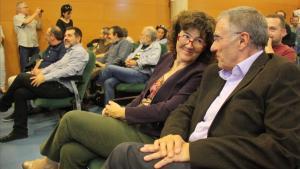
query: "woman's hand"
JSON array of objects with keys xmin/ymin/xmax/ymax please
[{"xmin": 103, "ymin": 101, "xmax": 126, "ymax": 119}]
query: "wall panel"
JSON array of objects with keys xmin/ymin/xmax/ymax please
[{"xmin": 188, "ymin": 0, "xmax": 300, "ymax": 19}]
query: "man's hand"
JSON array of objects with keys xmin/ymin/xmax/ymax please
[
  {"xmin": 31, "ymin": 59, "xmax": 43, "ymax": 75},
  {"xmin": 30, "ymin": 73, "xmax": 45, "ymax": 87},
  {"xmin": 96, "ymin": 53, "xmax": 105, "ymax": 58},
  {"xmin": 34, "ymin": 8, "xmax": 43, "ymax": 17},
  {"xmin": 153, "ymin": 142, "xmax": 189, "ymax": 169},
  {"xmin": 103, "ymin": 101, "xmax": 125, "ymax": 119},
  {"xmin": 125, "ymin": 59, "xmax": 137, "ymax": 68},
  {"xmin": 95, "ymin": 61, "xmax": 106, "ymax": 68},
  {"xmin": 140, "ymin": 135, "xmax": 190, "ymax": 169},
  {"xmin": 264, "ymin": 38, "xmax": 274, "ymax": 54},
  {"xmin": 141, "ymin": 135, "xmax": 185, "ymax": 158}
]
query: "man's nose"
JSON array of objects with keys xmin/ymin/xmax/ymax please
[{"xmin": 210, "ymin": 42, "xmax": 217, "ymax": 52}]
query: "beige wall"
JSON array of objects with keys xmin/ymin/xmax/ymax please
[
  {"xmin": 0, "ymin": 0, "xmax": 170, "ymax": 79},
  {"xmin": 188, "ymin": 0, "xmax": 300, "ymax": 19},
  {"xmin": 170, "ymin": 0, "xmax": 188, "ymax": 19}
]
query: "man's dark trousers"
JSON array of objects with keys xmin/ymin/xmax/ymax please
[{"xmin": 0, "ymin": 73, "xmax": 72, "ymax": 135}]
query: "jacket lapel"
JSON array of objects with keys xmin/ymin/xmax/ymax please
[{"xmin": 225, "ymin": 53, "xmax": 270, "ymax": 102}]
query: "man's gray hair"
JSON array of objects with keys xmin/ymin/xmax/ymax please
[
  {"xmin": 16, "ymin": 1, "xmax": 26, "ymax": 8},
  {"xmin": 218, "ymin": 6, "xmax": 268, "ymax": 48},
  {"xmin": 143, "ymin": 26, "xmax": 157, "ymax": 42}
]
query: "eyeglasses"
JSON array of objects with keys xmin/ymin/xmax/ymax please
[
  {"xmin": 177, "ymin": 34, "xmax": 205, "ymax": 49},
  {"xmin": 213, "ymin": 32, "xmax": 243, "ymax": 42}
]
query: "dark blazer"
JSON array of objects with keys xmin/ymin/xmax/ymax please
[
  {"xmin": 126, "ymin": 52, "xmax": 209, "ymax": 137},
  {"xmin": 161, "ymin": 53, "xmax": 300, "ymax": 169}
]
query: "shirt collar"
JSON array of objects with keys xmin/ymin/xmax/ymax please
[
  {"xmin": 66, "ymin": 43, "xmax": 81, "ymax": 52},
  {"xmin": 219, "ymin": 50, "xmax": 263, "ymax": 81}
]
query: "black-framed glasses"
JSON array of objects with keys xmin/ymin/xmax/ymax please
[{"xmin": 177, "ymin": 34, "xmax": 205, "ymax": 48}]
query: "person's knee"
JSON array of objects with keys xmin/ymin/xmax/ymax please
[
  {"xmin": 7, "ymin": 75, "xmax": 17, "ymax": 87},
  {"xmin": 13, "ymin": 73, "xmax": 32, "ymax": 85},
  {"xmin": 60, "ymin": 110, "xmax": 85, "ymax": 125}
]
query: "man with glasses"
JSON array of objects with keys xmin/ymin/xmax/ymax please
[
  {"xmin": 14, "ymin": 1, "xmax": 43, "ymax": 72},
  {"xmin": 101, "ymin": 6, "xmax": 300, "ymax": 169}
]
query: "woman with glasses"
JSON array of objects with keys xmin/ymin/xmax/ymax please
[
  {"xmin": 22, "ymin": 10, "xmax": 215, "ymax": 169},
  {"xmin": 156, "ymin": 24, "xmax": 168, "ymax": 45},
  {"xmin": 56, "ymin": 4, "xmax": 73, "ymax": 34}
]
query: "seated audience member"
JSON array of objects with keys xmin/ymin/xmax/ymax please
[
  {"xmin": 56, "ymin": 4, "xmax": 73, "ymax": 35},
  {"xmin": 265, "ymin": 14, "xmax": 297, "ymax": 62},
  {"xmin": 8, "ymin": 26, "xmax": 66, "ymax": 86},
  {"xmin": 21, "ymin": 10, "xmax": 215, "ymax": 169},
  {"xmin": 290, "ymin": 15, "xmax": 299, "ymax": 33},
  {"xmin": 101, "ymin": 6, "xmax": 300, "ymax": 169},
  {"xmin": 276, "ymin": 10, "xmax": 296, "ymax": 47},
  {"xmin": 3, "ymin": 26, "xmax": 66, "ymax": 122},
  {"xmin": 97, "ymin": 26, "xmax": 161, "ymax": 104},
  {"xmin": 87, "ymin": 27, "xmax": 111, "ymax": 81},
  {"xmin": 86, "ymin": 27, "xmax": 111, "ymax": 56},
  {"xmin": 0, "ymin": 27, "xmax": 89, "ymax": 142},
  {"xmin": 96, "ymin": 25, "xmax": 133, "ymax": 68},
  {"xmin": 156, "ymin": 24, "xmax": 168, "ymax": 45},
  {"xmin": 122, "ymin": 27, "xmax": 134, "ymax": 43}
]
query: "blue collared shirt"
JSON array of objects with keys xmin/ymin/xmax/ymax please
[
  {"xmin": 189, "ymin": 50, "xmax": 263, "ymax": 142},
  {"xmin": 41, "ymin": 43, "xmax": 89, "ymax": 93}
]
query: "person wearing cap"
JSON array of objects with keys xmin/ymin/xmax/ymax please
[
  {"xmin": 56, "ymin": 4, "xmax": 73, "ymax": 34},
  {"xmin": 156, "ymin": 25, "xmax": 168, "ymax": 45}
]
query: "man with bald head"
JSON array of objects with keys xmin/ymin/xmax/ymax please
[
  {"xmin": 101, "ymin": 6, "xmax": 300, "ymax": 169},
  {"xmin": 3, "ymin": 26, "xmax": 66, "ymax": 122}
]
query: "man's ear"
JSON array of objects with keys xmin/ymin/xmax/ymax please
[
  {"xmin": 76, "ymin": 36, "xmax": 82, "ymax": 43},
  {"xmin": 239, "ymin": 32, "xmax": 250, "ymax": 49},
  {"xmin": 281, "ymin": 28, "xmax": 287, "ymax": 38}
]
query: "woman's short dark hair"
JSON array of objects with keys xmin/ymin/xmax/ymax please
[
  {"xmin": 61, "ymin": 4, "xmax": 72, "ymax": 17},
  {"xmin": 156, "ymin": 25, "xmax": 168, "ymax": 39},
  {"xmin": 168, "ymin": 10, "xmax": 215, "ymax": 64}
]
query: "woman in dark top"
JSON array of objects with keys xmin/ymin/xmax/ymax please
[
  {"xmin": 56, "ymin": 4, "xmax": 73, "ymax": 34},
  {"xmin": 22, "ymin": 10, "xmax": 216, "ymax": 169}
]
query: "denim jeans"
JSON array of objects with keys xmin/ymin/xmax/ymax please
[
  {"xmin": 19, "ymin": 46, "xmax": 39, "ymax": 72},
  {"xmin": 98, "ymin": 65, "xmax": 149, "ymax": 105}
]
